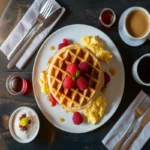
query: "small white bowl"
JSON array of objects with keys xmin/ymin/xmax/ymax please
[{"xmin": 9, "ymin": 107, "xmax": 40, "ymax": 143}]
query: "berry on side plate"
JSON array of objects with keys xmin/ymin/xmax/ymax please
[
  {"xmin": 76, "ymin": 76, "xmax": 88, "ymax": 91},
  {"xmin": 28, "ymin": 120, "xmax": 31, "ymax": 124},
  {"xmin": 49, "ymin": 94, "xmax": 57, "ymax": 106},
  {"xmin": 19, "ymin": 125, "xmax": 23, "ymax": 128},
  {"xmin": 78, "ymin": 62, "xmax": 89, "ymax": 74},
  {"xmin": 66, "ymin": 63, "xmax": 79, "ymax": 76},
  {"xmin": 63, "ymin": 76, "xmax": 75, "ymax": 89},
  {"xmin": 72, "ymin": 112, "xmax": 83, "ymax": 125},
  {"xmin": 19, "ymin": 116, "xmax": 23, "ymax": 121},
  {"xmin": 22, "ymin": 114, "xmax": 26, "ymax": 118},
  {"xmin": 22, "ymin": 126, "xmax": 27, "ymax": 131}
]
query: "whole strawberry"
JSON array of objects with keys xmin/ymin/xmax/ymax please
[
  {"xmin": 72, "ymin": 112, "xmax": 83, "ymax": 125},
  {"xmin": 66, "ymin": 63, "xmax": 80, "ymax": 77},
  {"xmin": 78, "ymin": 62, "xmax": 89, "ymax": 74},
  {"xmin": 63, "ymin": 76, "xmax": 75, "ymax": 89},
  {"xmin": 76, "ymin": 76, "xmax": 88, "ymax": 91}
]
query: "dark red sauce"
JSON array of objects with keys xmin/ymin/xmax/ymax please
[
  {"xmin": 101, "ymin": 10, "xmax": 114, "ymax": 25},
  {"xmin": 11, "ymin": 76, "xmax": 23, "ymax": 92},
  {"xmin": 6, "ymin": 74, "xmax": 27, "ymax": 95}
]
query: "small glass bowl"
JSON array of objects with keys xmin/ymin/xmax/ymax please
[
  {"xmin": 6, "ymin": 74, "xmax": 28, "ymax": 95},
  {"xmin": 99, "ymin": 8, "xmax": 116, "ymax": 28}
]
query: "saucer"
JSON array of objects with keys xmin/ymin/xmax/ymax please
[
  {"xmin": 118, "ymin": 7, "xmax": 146, "ymax": 47},
  {"xmin": 9, "ymin": 107, "xmax": 40, "ymax": 143}
]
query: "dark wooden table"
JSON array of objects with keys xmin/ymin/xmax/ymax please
[{"xmin": 0, "ymin": 0, "xmax": 150, "ymax": 149}]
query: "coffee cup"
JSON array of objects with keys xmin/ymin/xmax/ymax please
[
  {"xmin": 123, "ymin": 7, "xmax": 150, "ymax": 40},
  {"xmin": 132, "ymin": 54, "xmax": 150, "ymax": 86}
]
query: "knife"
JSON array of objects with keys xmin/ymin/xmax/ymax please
[
  {"xmin": 121, "ymin": 108, "xmax": 150, "ymax": 150},
  {"xmin": 7, "ymin": 7, "xmax": 63, "ymax": 69}
]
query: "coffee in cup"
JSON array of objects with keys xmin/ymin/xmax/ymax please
[
  {"xmin": 132, "ymin": 54, "xmax": 150, "ymax": 86},
  {"xmin": 123, "ymin": 7, "xmax": 150, "ymax": 40},
  {"xmin": 137, "ymin": 56, "xmax": 150, "ymax": 83},
  {"xmin": 126, "ymin": 10, "xmax": 150, "ymax": 38}
]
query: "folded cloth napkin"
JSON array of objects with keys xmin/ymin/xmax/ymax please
[
  {"xmin": 102, "ymin": 90, "xmax": 150, "ymax": 150},
  {"xmin": 0, "ymin": 0, "xmax": 65, "ymax": 69}
]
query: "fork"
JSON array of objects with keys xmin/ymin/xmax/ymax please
[
  {"xmin": 113, "ymin": 95, "xmax": 150, "ymax": 150},
  {"xmin": 7, "ymin": 0, "xmax": 53, "ymax": 60}
]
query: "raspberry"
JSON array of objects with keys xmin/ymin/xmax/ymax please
[
  {"xmin": 63, "ymin": 38, "xmax": 69, "ymax": 45},
  {"xmin": 49, "ymin": 94, "xmax": 57, "ymax": 106},
  {"xmin": 58, "ymin": 43, "xmax": 68, "ymax": 50},
  {"xmin": 22, "ymin": 126, "xmax": 27, "ymax": 131},
  {"xmin": 63, "ymin": 76, "xmax": 75, "ymax": 89},
  {"xmin": 72, "ymin": 112, "xmax": 83, "ymax": 125},
  {"xmin": 78, "ymin": 62, "xmax": 89, "ymax": 74},
  {"xmin": 76, "ymin": 76, "xmax": 88, "ymax": 91},
  {"xmin": 22, "ymin": 114, "xmax": 26, "ymax": 118},
  {"xmin": 66, "ymin": 63, "xmax": 79, "ymax": 75},
  {"xmin": 104, "ymin": 72, "xmax": 110, "ymax": 88},
  {"xmin": 19, "ymin": 125, "xmax": 23, "ymax": 128},
  {"xmin": 19, "ymin": 116, "xmax": 23, "ymax": 121},
  {"xmin": 28, "ymin": 120, "xmax": 31, "ymax": 124}
]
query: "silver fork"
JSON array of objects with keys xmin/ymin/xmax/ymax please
[
  {"xmin": 7, "ymin": 0, "xmax": 53, "ymax": 60},
  {"xmin": 113, "ymin": 95, "xmax": 150, "ymax": 150}
]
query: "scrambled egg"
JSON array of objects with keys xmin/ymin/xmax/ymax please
[
  {"xmin": 39, "ymin": 71, "xmax": 49, "ymax": 94},
  {"xmin": 81, "ymin": 36, "xmax": 112, "ymax": 63},
  {"xmin": 84, "ymin": 96, "xmax": 107, "ymax": 124}
]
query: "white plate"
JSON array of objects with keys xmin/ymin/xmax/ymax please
[
  {"xmin": 33, "ymin": 24, "xmax": 125, "ymax": 133},
  {"xmin": 118, "ymin": 7, "xmax": 146, "ymax": 47}
]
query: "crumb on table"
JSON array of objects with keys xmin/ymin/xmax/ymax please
[{"xmin": 2, "ymin": 115, "xmax": 9, "ymax": 130}]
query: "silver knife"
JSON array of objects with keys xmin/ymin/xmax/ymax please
[
  {"xmin": 121, "ymin": 108, "xmax": 150, "ymax": 150},
  {"xmin": 7, "ymin": 7, "xmax": 63, "ymax": 69}
]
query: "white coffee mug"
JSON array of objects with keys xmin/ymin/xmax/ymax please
[
  {"xmin": 132, "ymin": 53, "xmax": 150, "ymax": 86},
  {"xmin": 123, "ymin": 7, "xmax": 150, "ymax": 40}
]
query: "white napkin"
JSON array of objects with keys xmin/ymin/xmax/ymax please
[
  {"xmin": 0, "ymin": 0, "xmax": 65, "ymax": 69},
  {"xmin": 102, "ymin": 90, "xmax": 150, "ymax": 150}
]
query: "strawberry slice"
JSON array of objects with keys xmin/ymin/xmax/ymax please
[
  {"xmin": 58, "ymin": 43, "xmax": 68, "ymax": 50},
  {"xmin": 63, "ymin": 38, "xmax": 69, "ymax": 45},
  {"xmin": 49, "ymin": 94, "xmax": 57, "ymax": 106}
]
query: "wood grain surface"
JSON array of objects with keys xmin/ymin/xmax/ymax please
[{"xmin": 0, "ymin": 0, "xmax": 150, "ymax": 150}]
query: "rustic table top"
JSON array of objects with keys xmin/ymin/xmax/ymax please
[{"xmin": 0, "ymin": 0, "xmax": 150, "ymax": 150}]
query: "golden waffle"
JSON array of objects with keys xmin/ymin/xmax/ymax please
[{"xmin": 47, "ymin": 44, "xmax": 104, "ymax": 111}]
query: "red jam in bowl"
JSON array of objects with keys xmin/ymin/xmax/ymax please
[
  {"xmin": 6, "ymin": 74, "xmax": 27, "ymax": 95},
  {"xmin": 99, "ymin": 8, "xmax": 116, "ymax": 28}
]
